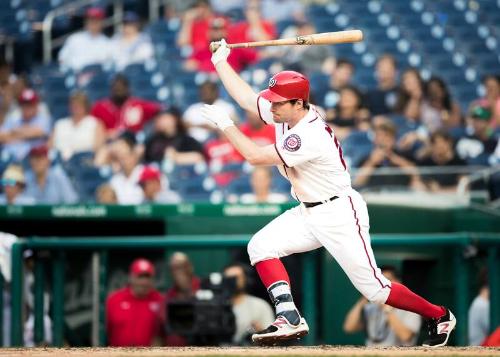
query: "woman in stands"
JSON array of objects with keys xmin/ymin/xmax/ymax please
[{"xmin": 421, "ymin": 76, "xmax": 462, "ymax": 131}]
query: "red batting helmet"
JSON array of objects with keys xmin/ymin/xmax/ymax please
[{"xmin": 259, "ymin": 71, "xmax": 310, "ymax": 103}]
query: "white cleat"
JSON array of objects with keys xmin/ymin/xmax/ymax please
[
  {"xmin": 422, "ymin": 308, "xmax": 457, "ymax": 347},
  {"xmin": 252, "ymin": 316, "xmax": 309, "ymax": 345}
]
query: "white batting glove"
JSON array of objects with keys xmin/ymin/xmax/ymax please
[
  {"xmin": 211, "ymin": 39, "xmax": 230, "ymax": 66},
  {"xmin": 201, "ymin": 104, "xmax": 235, "ymax": 131}
]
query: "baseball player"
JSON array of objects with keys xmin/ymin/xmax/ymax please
[{"xmin": 201, "ymin": 39, "xmax": 456, "ymax": 346}]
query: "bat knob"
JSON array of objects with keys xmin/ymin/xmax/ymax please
[{"xmin": 209, "ymin": 41, "xmax": 220, "ymax": 53}]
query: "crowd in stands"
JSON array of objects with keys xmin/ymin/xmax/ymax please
[{"xmin": 0, "ymin": 0, "xmax": 499, "ymax": 205}]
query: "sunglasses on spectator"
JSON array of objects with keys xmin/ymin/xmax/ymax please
[{"xmin": 1, "ymin": 179, "xmax": 22, "ymax": 187}]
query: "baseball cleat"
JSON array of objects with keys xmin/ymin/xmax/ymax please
[
  {"xmin": 422, "ymin": 308, "xmax": 456, "ymax": 347},
  {"xmin": 252, "ymin": 315, "xmax": 309, "ymax": 344}
]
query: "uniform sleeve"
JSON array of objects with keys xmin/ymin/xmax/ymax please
[
  {"xmin": 256, "ymin": 96, "xmax": 274, "ymax": 125},
  {"xmin": 275, "ymin": 130, "xmax": 321, "ymax": 168}
]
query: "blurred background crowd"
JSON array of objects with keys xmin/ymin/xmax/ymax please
[{"xmin": 0, "ymin": 0, "xmax": 499, "ymax": 206}]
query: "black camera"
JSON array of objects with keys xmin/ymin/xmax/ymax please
[{"xmin": 166, "ymin": 273, "xmax": 237, "ymax": 346}]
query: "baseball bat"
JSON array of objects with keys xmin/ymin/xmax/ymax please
[{"xmin": 209, "ymin": 30, "xmax": 363, "ymax": 52}]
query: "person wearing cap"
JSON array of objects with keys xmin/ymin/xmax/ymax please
[
  {"xmin": 177, "ymin": 0, "xmax": 216, "ymax": 51},
  {"xmin": 106, "ymin": 258, "xmax": 164, "ymax": 347},
  {"xmin": 0, "ymin": 164, "xmax": 35, "ymax": 205},
  {"xmin": 109, "ymin": 11, "xmax": 154, "ymax": 71},
  {"xmin": 456, "ymin": 105, "xmax": 499, "ymax": 165},
  {"xmin": 24, "ymin": 144, "xmax": 78, "ymax": 204},
  {"xmin": 91, "ymin": 74, "xmax": 162, "ymax": 137},
  {"xmin": 58, "ymin": 7, "xmax": 111, "ymax": 72},
  {"xmin": 138, "ymin": 165, "xmax": 180, "ymax": 204},
  {"xmin": 0, "ymin": 88, "xmax": 51, "ymax": 161},
  {"xmin": 197, "ymin": 40, "xmax": 457, "ymax": 346},
  {"xmin": 184, "ymin": 16, "xmax": 258, "ymax": 73}
]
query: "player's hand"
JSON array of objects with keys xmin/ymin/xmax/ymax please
[
  {"xmin": 201, "ymin": 104, "xmax": 235, "ymax": 131},
  {"xmin": 210, "ymin": 38, "xmax": 230, "ymax": 65}
]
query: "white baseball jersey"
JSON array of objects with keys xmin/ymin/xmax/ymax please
[
  {"xmin": 250, "ymin": 96, "xmax": 392, "ymax": 305},
  {"xmin": 257, "ymin": 96, "xmax": 352, "ymax": 203}
]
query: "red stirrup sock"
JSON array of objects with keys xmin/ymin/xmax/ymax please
[
  {"xmin": 386, "ymin": 282, "xmax": 446, "ymax": 319},
  {"xmin": 255, "ymin": 258, "xmax": 290, "ymax": 288}
]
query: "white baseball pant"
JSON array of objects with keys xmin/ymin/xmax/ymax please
[{"xmin": 247, "ymin": 190, "xmax": 392, "ymax": 303}]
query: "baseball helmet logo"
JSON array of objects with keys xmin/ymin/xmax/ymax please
[
  {"xmin": 283, "ymin": 134, "xmax": 302, "ymax": 152},
  {"xmin": 269, "ymin": 77, "xmax": 277, "ymax": 88}
]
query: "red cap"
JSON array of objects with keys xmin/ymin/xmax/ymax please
[
  {"xmin": 259, "ymin": 71, "xmax": 310, "ymax": 102},
  {"xmin": 29, "ymin": 144, "xmax": 49, "ymax": 157},
  {"xmin": 130, "ymin": 258, "xmax": 155, "ymax": 276},
  {"xmin": 139, "ymin": 166, "xmax": 161, "ymax": 184},
  {"xmin": 86, "ymin": 7, "xmax": 105, "ymax": 19},
  {"xmin": 18, "ymin": 89, "xmax": 39, "ymax": 105}
]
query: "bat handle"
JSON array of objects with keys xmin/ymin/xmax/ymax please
[{"xmin": 209, "ymin": 41, "xmax": 246, "ymax": 52}]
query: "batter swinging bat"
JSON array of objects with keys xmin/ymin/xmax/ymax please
[{"xmin": 209, "ymin": 30, "xmax": 363, "ymax": 52}]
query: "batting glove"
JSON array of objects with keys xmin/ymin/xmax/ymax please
[
  {"xmin": 201, "ymin": 104, "xmax": 235, "ymax": 131},
  {"xmin": 211, "ymin": 39, "xmax": 230, "ymax": 66}
]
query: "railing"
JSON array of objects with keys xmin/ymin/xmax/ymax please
[
  {"xmin": 4, "ymin": 233, "xmax": 500, "ymax": 347},
  {"xmin": 42, "ymin": 0, "xmax": 124, "ymax": 64}
]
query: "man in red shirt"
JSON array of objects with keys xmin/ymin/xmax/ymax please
[
  {"xmin": 185, "ymin": 17, "xmax": 258, "ymax": 73},
  {"xmin": 91, "ymin": 75, "xmax": 162, "ymax": 137},
  {"xmin": 106, "ymin": 258, "xmax": 164, "ymax": 346},
  {"xmin": 239, "ymin": 110, "xmax": 275, "ymax": 146}
]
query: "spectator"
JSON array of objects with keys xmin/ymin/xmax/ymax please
[
  {"xmin": 468, "ymin": 269, "xmax": 490, "ymax": 346},
  {"xmin": 58, "ymin": 7, "xmax": 111, "ymax": 72},
  {"xmin": 106, "ymin": 258, "xmax": 163, "ymax": 347},
  {"xmin": 456, "ymin": 105, "xmax": 498, "ymax": 165},
  {"xmin": 205, "ymin": 130, "xmax": 244, "ymax": 185},
  {"xmin": 176, "ymin": 0, "xmax": 216, "ymax": 50},
  {"xmin": 138, "ymin": 165, "xmax": 181, "ymax": 204},
  {"xmin": 260, "ymin": 0, "xmax": 305, "ymax": 23},
  {"xmin": 468, "ymin": 267, "xmax": 490, "ymax": 346},
  {"xmin": 0, "ymin": 74, "xmax": 51, "ymax": 124},
  {"xmin": 394, "ymin": 68, "xmax": 424, "ymax": 123},
  {"xmin": 145, "ymin": 109, "xmax": 205, "ymax": 164},
  {"xmin": 353, "ymin": 119, "xmax": 423, "ymax": 190},
  {"xmin": 229, "ymin": 0, "xmax": 276, "ymax": 45},
  {"xmin": 183, "ymin": 81, "xmax": 237, "ymax": 143},
  {"xmin": 365, "ymin": 55, "xmax": 399, "ymax": 115},
  {"xmin": 343, "ymin": 266, "xmax": 421, "ymax": 346},
  {"xmin": 164, "ymin": 252, "xmax": 201, "ymax": 346},
  {"xmin": 417, "ymin": 130, "xmax": 466, "ymax": 192},
  {"xmin": 273, "ymin": 20, "xmax": 333, "ymax": 75},
  {"xmin": 184, "ymin": 17, "xmax": 258, "ymax": 73},
  {"xmin": 326, "ymin": 85, "xmax": 369, "ymax": 142},
  {"xmin": 421, "ymin": 77, "xmax": 462, "ymax": 132},
  {"xmin": 95, "ymin": 183, "xmax": 118, "ymax": 204},
  {"xmin": 223, "ymin": 263, "xmax": 274, "ymax": 345},
  {"xmin": 109, "ymin": 12, "xmax": 154, "ymax": 71},
  {"xmin": 0, "ymin": 164, "xmax": 35, "ymax": 205},
  {"xmin": 50, "ymin": 91, "xmax": 105, "ymax": 161},
  {"xmin": 0, "ymin": 89, "xmax": 51, "ymax": 161},
  {"xmin": 322, "ymin": 59, "xmax": 355, "ymax": 110},
  {"xmin": 474, "ymin": 75, "xmax": 500, "ymax": 129},
  {"xmin": 91, "ymin": 74, "xmax": 162, "ymax": 137},
  {"xmin": 24, "ymin": 145, "xmax": 78, "ymax": 204},
  {"xmin": 109, "ymin": 132, "xmax": 144, "ymax": 204},
  {"xmin": 237, "ymin": 167, "xmax": 288, "ymax": 204},
  {"xmin": 239, "ymin": 110, "xmax": 274, "ymax": 146}
]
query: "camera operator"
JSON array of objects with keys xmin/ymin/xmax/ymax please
[
  {"xmin": 223, "ymin": 263, "xmax": 274, "ymax": 345},
  {"xmin": 164, "ymin": 252, "xmax": 201, "ymax": 346}
]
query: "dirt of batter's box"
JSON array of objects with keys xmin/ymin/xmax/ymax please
[{"xmin": 1, "ymin": 346, "xmax": 499, "ymax": 357}]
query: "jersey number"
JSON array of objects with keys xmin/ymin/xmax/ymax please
[{"xmin": 324, "ymin": 125, "xmax": 347, "ymax": 171}]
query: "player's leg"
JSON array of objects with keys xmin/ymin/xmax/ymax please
[
  {"xmin": 308, "ymin": 192, "xmax": 455, "ymax": 347},
  {"xmin": 248, "ymin": 206, "xmax": 321, "ymax": 342}
]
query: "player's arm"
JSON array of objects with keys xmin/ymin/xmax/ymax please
[
  {"xmin": 211, "ymin": 40, "xmax": 259, "ymax": 115},
  {"xmin": 202, "ymin": 104, "xmax": 281, "ymax": 166}
]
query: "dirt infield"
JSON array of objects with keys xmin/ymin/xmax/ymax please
[{"xmin": 1, "ymin": 346, "xmax": 499, "ymax": 357}]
